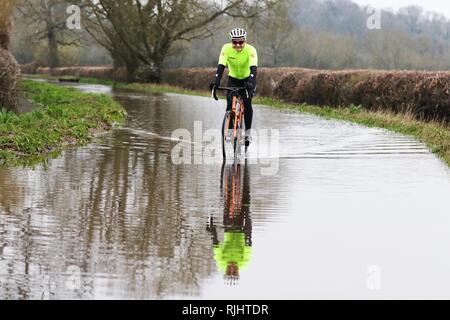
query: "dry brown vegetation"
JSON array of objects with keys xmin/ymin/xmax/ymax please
[
  {"xmin": 162, "ymin": 67, "xmax": 450, "ymax": 123},
  {"xmin": 0, "ymin": 0, "xmax": 20, "ymax": 111},
  {"xmin": 0, "ymin": 50, "xmax": 20, "ymax": 109},
  {"xmin": 25, "ymin": 66, "xmax": 450, "ymax": 124}
]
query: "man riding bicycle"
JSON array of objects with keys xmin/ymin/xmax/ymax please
[{"xmin": 210, "ymin": 28, "xmax": 258, "ymax": 146}]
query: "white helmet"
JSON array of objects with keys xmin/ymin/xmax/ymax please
[{"xmin": 229, "ymin": 28, "xmax": 247, "ymax": 40}]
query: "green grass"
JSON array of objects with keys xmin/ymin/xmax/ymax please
[
  {"xmin": 24, "ymin": 74, "xmax": 450, "ymax": 167},
  {"xmin": 0, "ymin": 80, "xmax": 126, "ymax": 167}
]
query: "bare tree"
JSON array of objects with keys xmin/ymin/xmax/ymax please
[
  {"xmin": 16, "ymin": 0, "xmax": 82, "ymax": 68},
  {"xmin": 250, "ymin": 0, "xmax": 295, "ymax": 66},
  {"xmin": 83, "ymin": 0, "xmax": 279, "ymax": 82},
  {"xmin": 82, "ymin": 4, "xmax": 141, "ymax": 81}
]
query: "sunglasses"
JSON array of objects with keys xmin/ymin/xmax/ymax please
[{"xmin": 232, "ymin": 40, "xmax": 245, "ymax": 45}]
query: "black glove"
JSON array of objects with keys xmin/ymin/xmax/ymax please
[{"xmin": 244, "ymin": 81, "xmax": 254, "ymax": 92}]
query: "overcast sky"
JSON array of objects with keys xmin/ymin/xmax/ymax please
[{"xmin": 352, "ymin": 0, "xmax": 450, "ymax": 19}]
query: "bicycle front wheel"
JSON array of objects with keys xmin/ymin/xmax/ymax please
[
  {"xmin": 234, "ymin": 114, "xmax": 245, "ymax": 157},
  {"xmin": 222, "ymin": 110, "xmax": 233, "ymax": 159}
]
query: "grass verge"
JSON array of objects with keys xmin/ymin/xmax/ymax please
[{"xmin": 0, "ymin": 80, "xmax": 126, "ymax": 167}]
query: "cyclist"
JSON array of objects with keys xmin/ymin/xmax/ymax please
[{"xmin": 210, "ymin": 27, "xmax": 258, "ymax": 146}]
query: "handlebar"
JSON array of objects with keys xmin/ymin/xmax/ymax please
[{"xmin": 212, "ymin": 86, "xmax": 249, "ymax": 101}]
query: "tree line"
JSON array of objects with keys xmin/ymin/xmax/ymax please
[
  {"xmin": 3, "ymin": 0, "xmax": 450, "ymax": 111},
  {"xmin": 11, "ymin": 0, "xmax": 450, "ymax": 75},
  {"xmin": 166, "ymin": 0, "xmax": 450, "ymax": 70},
  {"xmin": 11, "ymin": 0, "xmax": 278, "ymax": 82}
]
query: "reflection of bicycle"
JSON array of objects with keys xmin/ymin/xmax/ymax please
[
  {"xmin": 207, "ymin": 161, "xmax": 252, "ymax": 285},
  {"xmin": 212, "ymin": 87, "xmax": 249, "ymax": 159}
]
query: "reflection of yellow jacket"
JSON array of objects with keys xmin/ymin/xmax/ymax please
[{"xmin": 213, "ymin": 232, "xmax": 252, "ymax": 272}]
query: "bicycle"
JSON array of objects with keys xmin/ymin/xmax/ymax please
[{"xmin": 212, "ymin": 86, "xmax": 249, "ymax": 159}]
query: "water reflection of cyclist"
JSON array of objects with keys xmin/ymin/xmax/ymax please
[{"xmin": 207, "ymin": 162, "xmax": 252, "ymax": 285}]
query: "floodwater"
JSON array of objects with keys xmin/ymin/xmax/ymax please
[{"xmin": 1, "ymin": 81, "xmax": 450, "ymax": 299}]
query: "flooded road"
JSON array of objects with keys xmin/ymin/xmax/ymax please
[{"xmin": 1, "ymin": 81, "xmax": 450, "ymax": 299}]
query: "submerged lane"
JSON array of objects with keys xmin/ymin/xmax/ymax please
[{"xmin": 0, "ymin": 82, "xmax": 449, "ymax": 299}]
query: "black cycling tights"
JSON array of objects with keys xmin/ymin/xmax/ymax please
[{"xmin": 226, "ymin": 76, "xmax": 253, "ymax": 130}]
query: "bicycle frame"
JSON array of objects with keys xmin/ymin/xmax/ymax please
[
  {"xmin": 213, "ymin": 86, "xmax": 249, "ymax": 158},
  {"xmin": 231, "ymin": 94, "xmax": 244, "ymax": 141}
]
